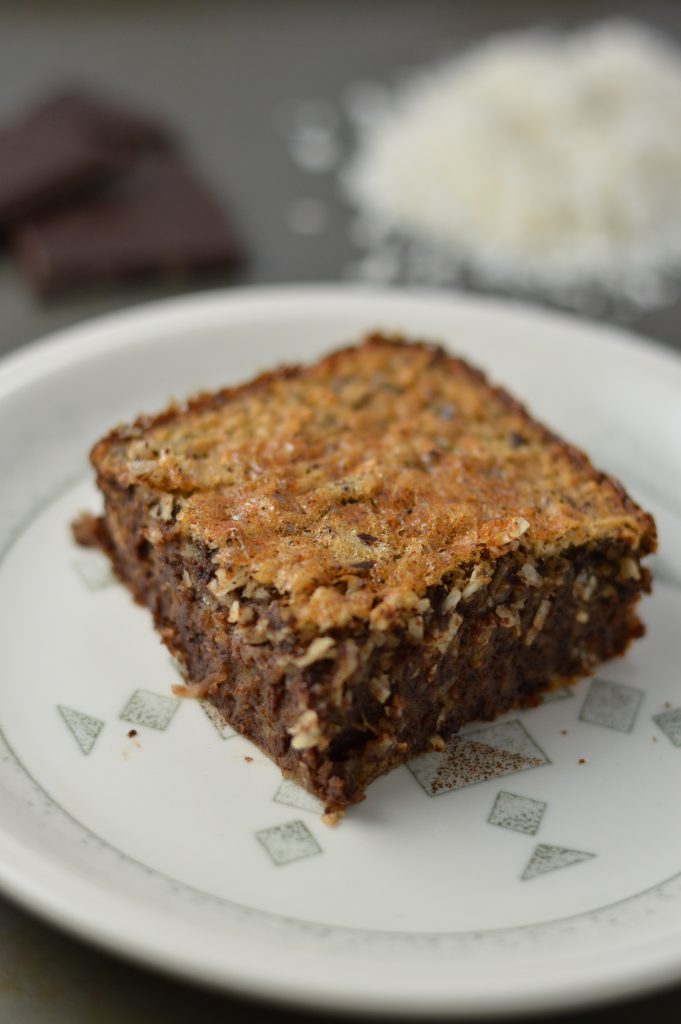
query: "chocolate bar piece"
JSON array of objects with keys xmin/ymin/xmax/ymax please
[
  {"xmin": 0, "ymin": 88, "xmax": 171, "ymax": 226},
  {"xmin": 81, "ymin": 335, "xmax": 656, "ymax": 815},
  {"xmin": 14, "ymin": 158, "xmax": 241, "ymax": 295}
]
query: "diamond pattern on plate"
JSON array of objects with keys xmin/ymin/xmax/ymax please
[
  {"xmin": 120, "ymin": 689, "xmax": 179, "ymax": 731},
  {"xmin": 521, "ymin": 844, "xmax": 595, "ymax": 880},
  {"xmin": 579, "ymin": 678, "xmax": 643, "ymax": 733},
  {"xmin": 200, "ymin": 700, "xmax": 236, "ymax": 739},
  {"xmin": 256, "ymin": 820, "xmax": 322, "ymax": 866},
  {"xmin": 72, "ymin": 552, "xmax": 114, "ymax": 590},
  {"xmin": 407, "ymin": 720, "xmax": 550, "ymax": 796},
  {"xmin": 58, "ymin": 705, "xmax": 104, "ymax": 755},
  {"xmin": 653, "ymin": 707, "xmax": 681, "ymax": 747},
  {"xmin": 274, "ymin": 778, "xmax": 324, "ymax": 814},
  {"xmin": 488, "ymin": 791, "xmax": 546, "ymax": 835}
]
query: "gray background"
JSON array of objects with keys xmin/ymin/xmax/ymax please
[{"xmin": 0, "ymin": 2, "xmax": 680, "ymax": 1021}]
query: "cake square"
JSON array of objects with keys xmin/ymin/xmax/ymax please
[{"xmin": 78, "ymin": 335, "xmax": 656, "ymax": 814}]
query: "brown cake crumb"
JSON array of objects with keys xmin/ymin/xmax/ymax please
[{"xmin": 71, "ymin": 512, "xmax": 109, "ymax": 549}]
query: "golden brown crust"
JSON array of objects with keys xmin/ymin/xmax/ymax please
[{"xmin": 91, "ymin": 335, "xmax": 656, "ymax": 632}]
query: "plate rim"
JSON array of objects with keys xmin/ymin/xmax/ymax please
[{"xmin": 2, "ymin": 282, "xmax": 681, "ymax": 396}]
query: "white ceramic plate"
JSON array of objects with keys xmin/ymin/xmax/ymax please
[{"xmin": 0, "ymin": 286, "xmax": 680, "ymax": 1018}]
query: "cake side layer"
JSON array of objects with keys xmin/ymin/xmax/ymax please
[{"xmin": 90, "ymin": 475, "xmax": 651, "ymax": 811}]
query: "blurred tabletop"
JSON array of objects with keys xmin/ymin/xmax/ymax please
[{"xmin": 0, "ymin": 2, "xmax": 680, "ymax": 1022}]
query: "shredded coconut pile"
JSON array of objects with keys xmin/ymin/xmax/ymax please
[{"xmin": 344, "ymin": 21, "xmax": 681, "ymax": 307}]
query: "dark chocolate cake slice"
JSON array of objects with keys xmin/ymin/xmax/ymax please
[{"xmin": 78, "ymin": 335, "xmax": 656, "ymax": 815}]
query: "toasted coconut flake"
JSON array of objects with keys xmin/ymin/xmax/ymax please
[
  {"xmin": 407, "ymin": 616, "xmax": 424, "ymax": 641},
  {"xmin": 150, "ymin": 493, "xmax": 175, "ymax": 521},
  {"xmin": 534, "ymin": 598, "xmax": 551, "ymax": 628},
  {"xmin": 462, "ymin": 565, "xmax": 491, "ymax": 600},
  {"xmin": 127, "ymin": 460, "xmax": 158, "ymax": 478},
  {"xmin": 288, "ymin": 709, "xmax": 327, "ymax": 750},
  {"xmin": 370, "ymin": 588, "xmax": 423, "ymax": 629},
  {"xmin": 619, "ymin": 557, "xmax": 641, "ymax": 581},
  {"xmin": 208, "ymin": 567, "xmax": 237, "ymax": 601},
  {"xmin": 433, "ymin": 611, "xmax": 463, "ymax": 653},
  {"xmin": 491, "ymin": 516, "xmax": 530, "ymax": 547},
  {"xmin": 443, "ymin": 587, "xmax": 462, "ymax": 612},
  {"xmin": 369, "ymin": 674, "xmax": 391, "ymax": 703},
  {"xmin": 496, "ymin": 605, "xmax": 519, "ymax": 629},
  {"xmin": 238, "ymin": 606, "xmax": 255, "ymax": 625},
  {"xmin": 525, "ymin": 598, "xmax": 552, "ymax": 646},
  {"xmin": 345, "ymin": 574, "xmax": 363, "ymax": 594},
  {"xmin": 332, "ymin": 641, "xmax": 360, "ymax": 687},
  {"xmin": 519, "ymin": 562, "xmax": 542, "ymax": 587},
  {"xmin": 294, "ymin": 636, "xmax": 336, "ymax": 668},
  {"xmin": 573, "ymin": 570, "xmax": 598, "ymax": 601}
]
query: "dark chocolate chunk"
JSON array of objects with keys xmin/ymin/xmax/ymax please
[
  {"xmin": 14, "ymin": 158, "xmax": 241, "ymax": 295},
  {"xmin": 0, "ymin": 88, "xmax": 172, "ymax": 225}
]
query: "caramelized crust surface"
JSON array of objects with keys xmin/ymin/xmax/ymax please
[{"xmin": 92, "ymin": 336, "xmax": 656, "ymax": 632}]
